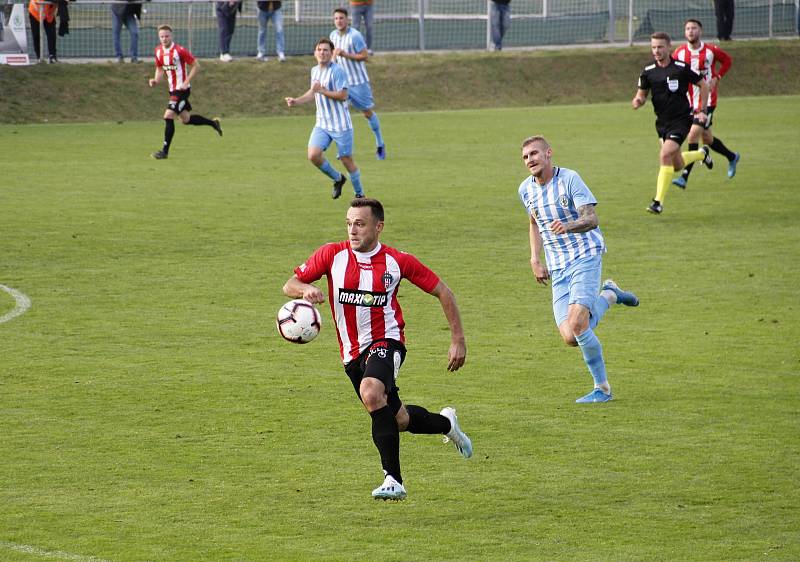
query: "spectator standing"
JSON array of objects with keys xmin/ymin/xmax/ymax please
[
  {"xmin": 111, "ymin": 0, "xmax": 141, "ymax": 63},
  {"xmin": 256, "ymin": 1, "xmax": 285, "ymax": 62},
  {"xmin": 28, "ymin": 0, "xmax": 57, "ymax": 62},
  {"xmin": 490, "ymin": 0, "xmax": 511, "ymax": 51},
  {"xmin": 714, "ymin": 0, "xmax": 734, "ymax": 41},
  {"xmin": 349, "ymin": 0, "xmax": 374, "ymax": 54},
  {"xmin": 216, "ymin": 0, "xmax": 241, "ymax": 62}
]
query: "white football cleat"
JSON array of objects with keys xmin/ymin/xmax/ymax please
[
  {"xmin": 440, "ymin": 407, "xmax": 473, "ymax": 459},
  {"xmin": 371, "ymin": 474, "xmax": 407, "ymax": 501}
]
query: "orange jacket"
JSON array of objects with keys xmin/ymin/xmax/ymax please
[{"xmin": 29, "ymin": 0, "xmax": 57, "ymax": 23}]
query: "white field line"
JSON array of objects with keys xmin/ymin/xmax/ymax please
[
  {"xmin": 0, "ymin": 540, "xmax": 110, "ymax": 562},
  {"xmin": 0, "ymin": 284, "xmax": 31, "ymax": 324}
]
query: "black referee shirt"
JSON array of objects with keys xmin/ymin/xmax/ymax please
[{"xmin": 638, "ymin": 58, "xmax": 702, "ymax": 124}]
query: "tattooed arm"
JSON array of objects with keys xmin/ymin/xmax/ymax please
[{"xmin": 550, "ymin": 204, "xmax": 599, "ymax": 235}]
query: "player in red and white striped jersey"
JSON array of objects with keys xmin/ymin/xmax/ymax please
[
  {"xmin": 283, "ymin": 198, "xmax": 472, "ymax": 500},
  {"xmin": 148, "ymin": 25, "xmax": 222, "ymax": 160},
  {"xmin": 671, "ymin": 19, "xmax": 740, "ymax": 188}
]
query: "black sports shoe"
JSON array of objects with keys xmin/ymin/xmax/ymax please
[
  {"xmin": 213, "ymin": 118, "xmax": 223, "ymax": 137},
  {"xmin": 152, "ymin": 150, "xmax": 168, "ymax": 160},
  {"xmin": 701, "ymin": 146, "xmax": 713, "ymax": 169},
  {"xmin": 332, "ymin": 175, "xmax": 347, "ymax": 199},
  {"xmin": 646, "ymin": 200, "xmax": 663, "ymax": 214}
]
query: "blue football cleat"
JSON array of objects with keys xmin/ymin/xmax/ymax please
[
  {"xmin": 728, "ymin": 152, "xmax": 740, "ymax": 178},
  {"xmin": 672, "ymin": 176, "xmax": 687, "ymax": 189},
  {"xmin": 376, "ymin": 145, "xmax": 386, "ymax": 160},
  {"xmin": 602, "ymin": 279, "xmax": 639, "ymax": 307},
  {"xmin": 575, "ymin": 388, "xmax": 613, "ymax": 403}
]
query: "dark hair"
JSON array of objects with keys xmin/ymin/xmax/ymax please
[
  {"xmin": 334, "ymin": 7, "xmax": 348, "ymax": 17},
  {"xmin": 684, "ymin": 18, "xmax": 703, "ymax": 28},
  {"xmin": 350, "ymin": 198, "xmax": 384, "ymax": 222},
  {"xmin": 315, "ymin": 38, "xmax": 334, "ymax": 50},
  {"xmin": 651, "ymin": 31, "xmax": 672, "ymax": 43}
]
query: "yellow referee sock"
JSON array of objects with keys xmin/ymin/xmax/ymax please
[
  {"xmin": 655, "ymin": 165, "xmax": 673, "ymax": 203},
  {"xmin": 682, "ymin": 149, "xmax": 705, "ymax": 167}
]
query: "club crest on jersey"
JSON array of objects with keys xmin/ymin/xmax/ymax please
[
  {"xmin": 382, "ymin": 272, "xmax": 394, "ymax": 289},
  {"xmin": 338, "ymin": 289, "xmax": 388, "ymax": 307},
  {"xmin": 558, "ymin": 195, "xmax": 570, "ymax": 208},
  {"xmin": 667, "ymin": 78, "xmax": 679, "ymax": 92}
]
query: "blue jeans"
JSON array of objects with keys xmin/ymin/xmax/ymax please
[
  {"xmin": 490, "ymin": 2, "xmax": 510, "ymax": 50},
  {"xmin": 111, "ymin": 11, "xmax": 139, "ymax": 59},
  {"xmin": 351, "ymin": 4, "xmax": 374, "ymax": 50},
  {"xmin": 257, "ymin": 7, "xmax": 284, "ymax": 55}
]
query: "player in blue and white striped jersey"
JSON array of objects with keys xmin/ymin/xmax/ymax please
[
  {"xmin": 331, "ymin": 8, "xmax": 385, "ymax": 160},
  {"xmin": 285, "ymin": 38, "xmax": 365, "ymax": 200},
  {"xmin": 518, "ymin": 136, "xmax": 639, "ymax": 404}
]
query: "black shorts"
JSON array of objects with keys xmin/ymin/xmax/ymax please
[
  {"xmin": 656, "ymin": 115, "xmax": 692, "ymax": 144},
  {"xmin": 343, "ymin": 339, "xmax": 406, "ymax": 415},
  {"xmin": 692, "ymin": 105, "xmax": 715, "ymax": 130},
  {"xmin": 167, "ymin": 89, "xmax": 192, "ymax": 114}
]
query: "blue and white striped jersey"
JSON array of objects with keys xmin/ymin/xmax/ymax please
[
  {"xmin": 518, "ymin": 167, "xmax": 606, "ymax": 271},
  {"xmin": 329, "ymin": 27, "xmax": 370, "ymax": 86},
  {"xmin": 311, "ymin": 62, "xmax": 353, "ymax": 133}
]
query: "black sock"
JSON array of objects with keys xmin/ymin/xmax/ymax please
[
  {"xmin": 406, "ymin": 405, "xmax": 451, "ymax": 434},
  {"xmin": 188, "ymin": 114, "xmax": 215, "ymax": 127},
  {"xmin": 370, "ymin": 405, "xmax": 401, "ymax": 484},
  {"xmin": 163, "ymin": 119, "xmax": 175, "ymax": 153},
  {"xmin": 682, "ymin": 142, "xmax": 698, "ymax": 179},
  {"xmin": 709, "ymin": 137, "xmax": 736, "ymax": 161}
]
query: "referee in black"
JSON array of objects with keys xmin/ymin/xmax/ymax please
[{"xmin": 632, "ymin": 31, "xmax": 713, "ymax": 215}]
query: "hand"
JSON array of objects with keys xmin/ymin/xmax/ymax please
[
  {"xmin": 333, "ymin": 48, "xmax": 343, "ymax": 58},
  {"xmin": 446, "ymin": 339, "xmax": 466, "ymax": 372},
  {"xmin": 694, "ymin": 111, "xmax": 707, "ymax": 124},
  {"xmin": 709, "ymin": 77, "xmax": 719, "ymax": 90},
  {"xmin": 549, "ymin": 219, "xmax": 566, "ymax": 235},
  {"xmin": 311, "ymin": 81, "xmax": 322, "ymax": 93},
  {"xmin": 148, "ymin": 78, "xmax": 157, "ymax": 87},
  {"xmin": 176, "ymin": 81, "xmax": 188, "ymax": 91},
  {"xmin": 285, "ymin": 97, "xmax": 296, "ymax": 107},
  {"xmin": 302, "ymin": 286, "xmax": 325, "ymax": 304},
  {"xmin": 531, "ymin": 260, "xmax": 550, "ymax": 285},
  {"xmin": 632, "ymin": 97, "xmax": 644, "ymax": 109}
]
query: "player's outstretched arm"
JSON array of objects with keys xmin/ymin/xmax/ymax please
[
  {"xmin": 285, "ymin": 87, "xmax": 315, "ymax": 107},
  {"xmin": 283, "ymin": 275, "xmax": 325, "ymax": 304},
  {"xmin": 430, "ymin": 281, "xmax": 466, "ymax": 372}
]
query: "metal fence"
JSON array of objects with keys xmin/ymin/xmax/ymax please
[{"xmin": 6, "ymin": 0, "xmax": 799, "ymax": 62}]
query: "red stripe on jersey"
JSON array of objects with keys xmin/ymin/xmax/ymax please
[
  {"xmin": 369, "ymin": 253, "xmax": 387, "ymax": 345},
  {"xmin": 342, "ymin": 252, "xmax": 362, "ymax": 362}
]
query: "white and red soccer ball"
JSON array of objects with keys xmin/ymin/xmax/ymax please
[{"xmin": 276, "ymin": 299, "xmax": 322, "ymax": 344}]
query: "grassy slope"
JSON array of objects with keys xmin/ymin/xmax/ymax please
[
  {"xmin": 0, "ymin": 40, "xmax": 799, "ymax": 124},
  {"xmin": 0, "ymin": 97, "xmax": 799, "ymax": 560}
]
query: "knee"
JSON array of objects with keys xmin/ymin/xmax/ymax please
[{"xmin": 360, "ymin": 387, "xmax": 385, "ymax": 410}]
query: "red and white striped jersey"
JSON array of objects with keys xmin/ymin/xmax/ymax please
[
  {"xmin": 672, "ymin": 42, "xmax": 732, "ymax": 109},
  {"xmin": 294, "ymin": 241, "xmax": 441, "ymax": 364},
  {"xmin": 154, "ymin": 43, "xmax": 196, "ymax": 92}
]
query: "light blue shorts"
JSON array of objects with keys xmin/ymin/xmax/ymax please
[
  {"xmin": 550, "ymin": 254, "xmax": 603, "ymax": 327},
  {"xmin": 348, "ymin": 82, "xmax": 375, "ymax": 111},
  {"xmin": 308, "ymin": 126, "xmax": 354, "ymax": 158}
]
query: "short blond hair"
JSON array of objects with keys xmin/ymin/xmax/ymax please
[{"xmin": 521, "ymin": 135, "xmax": 550, "ymax": 150}]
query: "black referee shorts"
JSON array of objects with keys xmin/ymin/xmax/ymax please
[
  {"xmin": 656, "ymin": 115, "xmax": 692, "ymax": 145},
  {"xmin": 343, "ymin": 339, "xmax": 406, "ymax": 415}
]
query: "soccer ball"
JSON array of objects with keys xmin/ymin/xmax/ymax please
[{"xmin": 276, "ymin": 299, "xmax": 322, "ymax": 344}]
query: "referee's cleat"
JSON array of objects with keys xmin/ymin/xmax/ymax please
[
  {"xmin": 151, "ymin": 150, "xmax": 168, "ymax": 160},
  {"xmin": 575, "ymin": 388, "xmax": 613, "ymax": 404},
  {"xmin": 602, "ymin": 279, "xmax": 639, "ymax": 307},
  {"xmin": 332, "ymin": 175, "xmax": 347, "ymax": 199},
  {"xmin": 440, "ymin": 407, "xmax": 473, "ymax": 459},
  {"xmin": 728, "ymin": 152, "xmax": 740, "ymax": 178},
  {"xmin": 672, "ymin": 176, "xmax": 687, "ymax": 189},
  {"xmin": 372, "ymin": 474, "xmax": 407, "ymax": 501},
  {"xmin": 701, "ymin": 145, "xmax": 714, "ymax": 169},
  {"xmin": 376, "ymin": 145, "xmax": 386, "ymax": 160},
  {"xmin": 213, "ymin": 118, "xmax": 223, "ymax": 137},
  {"xmin": 646, "ymin": 200, "xmax": 663, "ymax": 215}
]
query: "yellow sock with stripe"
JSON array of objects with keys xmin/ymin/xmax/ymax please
[{"xmin": 655, "ymin": 165, "xmax": 673, "ymax": 204}]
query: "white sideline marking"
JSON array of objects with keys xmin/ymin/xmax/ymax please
[
  {"xmin": 0, "ymin": 540, "xmax": 110, "ymax": 561},
  {"xmin": 0, "ymin": 284, "xmax": 31, "ymax": 324}
]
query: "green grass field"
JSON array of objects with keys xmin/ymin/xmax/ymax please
[{"xmin": 1, "ymin": 96, "xmax": 799, "ymax": 561}]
